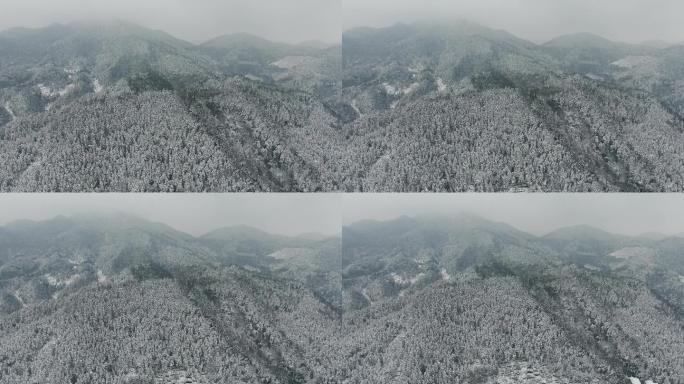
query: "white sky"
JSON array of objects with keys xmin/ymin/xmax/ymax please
[
  {"xmin": 1, "ymin": 194, "xmax": 682, "ymax": 238},
  {"xmin": 2, "ymin": 1, "xmax": 678, "ymax": 45},
  {"xmin": 1, "ymin": 0, "xmax": 681, "ymax": 45},
  {"xmin": 0, "ymin": 0, "xmax": 341, "ymax": 44},
  {"xmin": 342, "ymin": 194, "xmax": 684, "ymax": 237},
  {"xmin": 0, "ymin": 194, "xmax": 342, "ymax": 237},
  {"xmin": 343, "ymin": 0, "xmax": 684, "ymax": 44}
]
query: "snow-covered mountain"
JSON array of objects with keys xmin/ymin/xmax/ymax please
[{"xmin": 1, "ymin": 213, "xmax": 682, "ymax": 383}]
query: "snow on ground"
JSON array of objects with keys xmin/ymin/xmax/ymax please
[
  {"xmin": 611, "ymin": 56, "xmax": 660, "ymax": 78},
  {"xmin": 436, "ymin": 78, "xmax": 447, "ymax": 92},
  {"xmin": 631, "ymin": 378, "xmax": 657, "ymax": 384},
  {"xmin": 58, "ymin": 83, "xmax": 75, "ymax": 97},
  {"xmin": 383, "ymin": 82, "xmax": 420, "ymax": 97},
  {"xmin": 64, "ymin": 66, "xmax": 79, "ymax": 75},
  {"xmin": 268, "ymin": 247, "xmax": 314, "ymax": 260},
  {"xmin": 440, "ymin": 268, "xmax": 451, "ymax": 281},
  {"xmin": 391, "ymin": 273, "xmax": 408, "ymax": 285},
  {"xmin": 383, "ymin": 83, "xmax": 401, "ymax": 95},
  {"xmin": 409, "ymin": 272, "xmax": 426, "ymax": 284},
  {"xmin": 610, "ymin": 247, "xmax": 656, "ymax": 263},
  {"xmin": 351, "ymin": 99, "xmax": 363, "ymax": 117},
  {"xmin": 360, "ymin": 288, "xmax": 372, "ymax": 304},
  {"xmin": 123, "ymin": 369, "xmax": 139, "ymax": 381},
  {"xmin": 271, "ymin": 55, "xmax": 318, "ymax": 70},
  {"xmin": 414, "ymin": 255, "xmax": 432, "ymax": 266},
  {"xmin": 92, "ymin": 78, "xmax": 104, "ymax": 93},
  {"xmin": 585, "ymin": 73, "xmax": 604, "ymax": 81},
  {"xmin": 391, "ymin": 272, "xmax": 426, "ymax": 285},
  {"xmin": 155, "ymin": 369, "xmax": 208, "ymax": 384},
  {"xmin": 45, "ymin": 273, "xmax": 80, "ymax": 287},
  {"xmin": 97, "ymin": 270, "xmax": 108, "ymax": 283},
  {"xmin": 68, "ymin": 257, "xmax": 85, "ymax": 265},
  {"xmin": 405, "ymin": 82, "xmax": 420, "ymax": 94},
  {"xmin": 4, "ymin": 102, "xmax": 15, "ymax": 120},
  {"xmin": 408, "ymin": 64, "xmax": 424, "ymax": 74},
  {"xmin": 13, "ymin": 293, "xmax": 25, "ymax": 307},
  {"xmin": 242, "ymin": 265, "xmax": 260, "ymax": 273},
  {"xmin": 38, "ymin": 84, "xmax": 54, "ymax": 97},
  {"xmin": 494, "ymin": 362, "xmax": 562, "ymax": 384},
  {"xmin": 39, "ymin": 82, "xmax": 76, "ymax": 98},
  {"xmin": 679, "ymin": 275, "xmax": 684, "ymax": 283},
  {"xmin": 45, "ymin": 274, "xmax": 59, "ymax": 286},
  {"xmin": 612, "ymin": 56, "xmax": 657, "ymax": 69},
  {"xmin": 244, "ymin": 74, "xmax": 262, "ymax": 82}
]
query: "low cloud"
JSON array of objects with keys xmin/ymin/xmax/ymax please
[
  {"xmin": 343, "ymin": 0, "xmax": 684, "ymax": 44},
  {"xmin": 343, "ymin": 194, "xmax": 684, "ymax": 237},
  {"xmin": 0, "ymin": 0, "xmax": 341, "ymax": 44},
  {"xmin": 0, "ymin": 194, "xmax": 343, "ymax": 237}
]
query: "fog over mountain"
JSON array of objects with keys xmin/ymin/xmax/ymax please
[
  {"xmin": 0, "ymin": 20, "xmax": 343, "ymax": 192},
  {"xmin": 0, "ymin": 194, "xmax": 342, "ymax": 237},
  {"xmin": 340, "ymin": 18, "xmax": 684, "ymax": 192},
  {"xmin": 0, "ymin": 212, "xmax": 343, "ymax": 383},
  {"xmin": 343, "ymin": 194, "xmax": 684, "ymax": 237},
  {"xmin": 0, "ymin": 0, "xmax": 341, "ymax": 44},
  {"xmin": 2, "ymin": 8, "xmax": 684, "ymax": 191},
  {"xmin": 343, "ymin": 0, "xmax": 684, "ymax": 44},
  {"xmin": 0, "ymin": 209, "xmax": 682, "ymax": 383},
  {"xmin": 339, "ymin": 213, "xmax": 684, "ymax": 383}
]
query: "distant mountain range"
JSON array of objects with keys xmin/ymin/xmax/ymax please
[
  {"xmin": 339, "ymin": 20, "xmax": 684, "ymax": 192},
  {"xmin": 340, "ymin": 213, "xmax": 684, "ymax": 383},
  {"xmin": 0, "ymin": 213, "xmax": 341, "ymax": 383},
  {"xmin": 1, "ymin": 19, "xmax": 684, "ymax": 191},
  {"xmin": 1, "ymin": 213, "xmax": 682, "ymax": 383},
  {"xmin": 0, "ymin": 20, "xmax": 344, "ymax": 192},
  {"xmin": 0, "ymin": 213, "xmax": 341, "ymax": 310},
  {"xmin": 342, "ymin": 214, "xmax": 684, "ymax": 306}
]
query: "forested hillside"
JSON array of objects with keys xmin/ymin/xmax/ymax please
[
  {"xmin": 0, "ymin": 214, "xmax": 342, "ymax": 384},
  {"xmin": 1, "ymin": 213, "xmax": 683, "ymax": 382},
  {"xmin": 340, "ymin": 21, "xmax": 684, "ymax": 191},
  {"xmin": 2, "ymin": 20, "xmax": 684, "ymax": 191},
  {"xmin": 339, "ymin": 214, "xmax": 684, "ymax": 384},
  {"xmin": 0, "ymin": 21, "xmax": 343, "ymax": 192}
]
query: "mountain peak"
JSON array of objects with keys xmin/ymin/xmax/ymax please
[
  {"xmin": 345, "ymin": 18, "xmax": 519, "ymax": 41},
  {"xmin": 542, "ymin": 225, "xmax": 625, "ymax": 241},
  {"xmin": 544, "ymin": 32, "xmax": 616, "ymax": 46},
  {"xmin": 0, "ymin": 18, "xmax": 193, "ymax": 50},
  {"xmin": 203, "ymin": 32, "xmax": 271, "ymax": 45},
  {"xmin": 201, "ymin": 225, "xmax": 276, "ymax": 240},
  {"xmin": 3, "ymin": 215, "xmax": 73, "ymax": 231},
  {"xmin": 296, "ymin": 232, "xmax": 333, "ymax": 241},
  {"xmin": 200, "ymin": 32, "xmax": 299, "ymax": 50}
]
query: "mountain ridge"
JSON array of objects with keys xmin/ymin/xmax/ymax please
[
  {"xmin": 1, "ymin": 212, "xmax": 683, "ymax": 383},
  {"xmin": 2, "ymin": 18, "xmax": 684, "ymax": 191},
  {"xmin": 338, "ymin": 213, "xmax": 684, "ymax": 383}
]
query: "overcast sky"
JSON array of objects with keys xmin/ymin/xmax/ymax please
[
  {"xmin": 2, "ymin": 0, "xmax": 678, "ymax": 45},
  {"xmin": 344, "ymin": 0, "xmax": 684, "ymax": 44},
  {"xmin": 343, "ymin": 194, "xmax": 684, "ymax": 237},
  {"xmin": 0, "ymin": 0, "xmax": 341, "ymax": 44},
  {"xmin": 0, "ymin": 194, "xmax": 342, "ymax": 237},
  {"xmin": 2, "ymin": 194, "xmax": 682, "ymax": 239}
]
